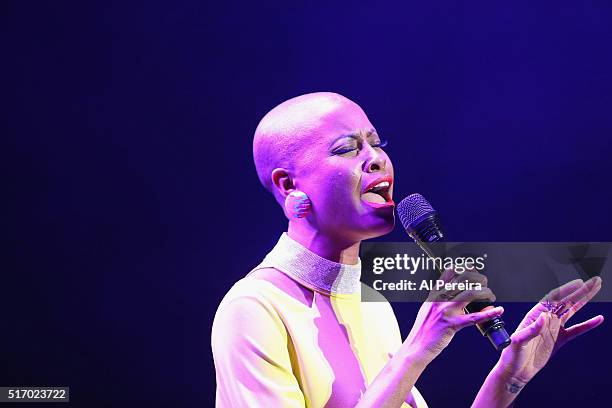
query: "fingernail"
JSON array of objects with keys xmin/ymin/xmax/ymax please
[{"xmin": 586, "ymin": 276, "xmax": 602, "ymax": 287}]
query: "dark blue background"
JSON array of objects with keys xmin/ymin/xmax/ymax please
[{"xmin": 3, "ymin": 1, "xmax": 612, "ymax": 406}]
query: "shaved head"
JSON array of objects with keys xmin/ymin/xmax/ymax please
[
  {"xmin": 253, "ymin": 92, "xmax": 362, "ymax": 201},
  {"xmin": 251, "ymin": 91, "xmax": 394, "ymax": 239}
]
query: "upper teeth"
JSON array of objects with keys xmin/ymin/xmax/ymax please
[{"xmin": 372, "ymin": 181, "xmax": 389, "ymax": 189}]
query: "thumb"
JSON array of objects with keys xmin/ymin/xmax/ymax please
[
  {"xmin": 511, "ymin": 312, "xmax": 548, "ymax": 347},
  {"xmin": 455, "ymin": 306, "xmax": 504, "ymax": 330}
]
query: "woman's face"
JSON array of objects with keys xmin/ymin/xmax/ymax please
[{"xmin": 294, "ymin": 102, "xmax": 395, "ymax": 243}]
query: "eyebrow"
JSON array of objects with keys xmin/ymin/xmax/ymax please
[{"xmin": 329, "ymin": 128, "xmax": 379, "ymax": 147}]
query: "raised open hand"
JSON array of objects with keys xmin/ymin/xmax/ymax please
[{"xmin": 498, "ymin": 276, "xmax": 604, "ymax": 385}]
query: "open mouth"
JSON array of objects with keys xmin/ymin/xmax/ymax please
[{"xmin": 361, "ymin": 178, "xmax": 394, "ymax": 207}]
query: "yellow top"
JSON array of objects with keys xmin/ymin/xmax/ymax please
[{"xmin": 212, "ymin": 270, "xmax": 428, "ymax": 407}]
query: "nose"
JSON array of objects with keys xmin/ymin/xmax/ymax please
[{"xmin": 363, "ymin": 146, "xmax": 387, "ymax": 173}]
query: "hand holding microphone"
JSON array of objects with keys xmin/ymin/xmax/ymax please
[
  {"xmin": 397, "ymin": 193, "xmax": 512, "ymax": 351},
  {"xmin": 404, "ymin": 268, "xmax": 505, "ymax": 362}
]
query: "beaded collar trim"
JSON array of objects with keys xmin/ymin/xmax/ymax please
[{"xmin": 260, "ymin": 233, "xmax": 362, "ymax": 296}]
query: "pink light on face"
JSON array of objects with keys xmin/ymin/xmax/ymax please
[{"xmin": 255, "ymin": 92, "xmax": 396, "ymax": 241}]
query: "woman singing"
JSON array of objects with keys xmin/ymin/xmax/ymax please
[{"xmin": 211, "ymin": 92, "xmax": 603, "ymax": 407}]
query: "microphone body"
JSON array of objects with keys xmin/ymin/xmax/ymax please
[{"xmin": 398, "ymin": 194, "xmax": 511, "ymax": 351}]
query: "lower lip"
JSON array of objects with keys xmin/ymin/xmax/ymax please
[{"xmin": 361, "ymin": 199, "xmax": 395, "ymax": 209}]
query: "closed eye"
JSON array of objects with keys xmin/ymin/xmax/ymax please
[
  {"xmin": 332, "ymin": 146, "xmax": 359, "ymax": 155},
  {"xmin": 370, "ymin": 138, "xmax": 388, "ymax": 148},
  {"xmin": 332, "ymin": 138, "xmax": 388, "ymax": 156}
]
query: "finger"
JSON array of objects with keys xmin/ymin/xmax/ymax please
[
  {"xmin": 566, "ymin": 277, "xmax": 601, "ymax": 306},
  {"xmin": 430, "ymin": 290, "xmax": 463, "ymax": 302},
  {"xmin": 515, "ymin": 298, "xmax": 555, "ymax": 331},
  {"xmin": 519, "ymin": 279, "xmax": 594, "ymax": 332},
  {"xmin": 430, "ymin": 269, "xmax": 472, "ymax": 301},
  {"xmin": 453, "ymin": 306, "xmax": 505, "ymax": 330},
  {"xmin": 453, "ymin": 270, "xmax": 488, "ymax": 287},
  {"xmin": 440, "ymin": 268, "xmax": 457, "ymax": 283},
  {"xmin": 452, "ymin": 287, "xmax": 497, "ymax": 309},
  {"xmin": 564, "ymin": 315, "xmax": 605, "ymax": 340},
  {"xmin": 517, "ymin": 301, "xmax": 550, "ymax": 331},
  {"xmin": 511, "ymin": 312, "xmax": 548, "ymax": 346},
  {"xmin": 561, "ymin": 277, "xmax": 602, "ymax": 324},
  {"xmin": 542, "ymin": 279, "xmax": 584, "ymax": 303}
]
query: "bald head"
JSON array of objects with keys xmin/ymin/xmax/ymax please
[{"xmin": 253, "ymin": 92, "xmax": 365, "ymax": 200}]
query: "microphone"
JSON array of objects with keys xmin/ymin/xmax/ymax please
[{"xmin": 397, "ymin": 193, "xmax": 511, "ymax": 351}]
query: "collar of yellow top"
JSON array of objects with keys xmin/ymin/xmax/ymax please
[{"xmin": 261, "ymin": 232, "xmax": 362, "ymax": 296}]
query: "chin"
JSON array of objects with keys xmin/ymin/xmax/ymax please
[{"xmin": 359, "ymin": 215, "xmax": 395, "ymax": 240}]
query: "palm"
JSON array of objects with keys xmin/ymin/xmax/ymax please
[{"xmin": 499, "ymin": 303, "xmax": 561, "ymax": 382}]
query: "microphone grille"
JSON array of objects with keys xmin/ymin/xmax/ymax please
[{"xmin": 397, "ymin": 193, "xmax": 436, "ymax": 230}]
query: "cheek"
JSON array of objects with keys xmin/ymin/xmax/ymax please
[
  {"xmin": 321, "ymin": 167, "xmax": 362, "ymax": 207},
  {"xmin": 301, "ymin": 158, "xmax": 363, "ymax": 214}
]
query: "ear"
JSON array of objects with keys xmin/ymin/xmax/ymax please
[{"xmin": 270, "ymin": 168, "xmax": 295, "ymax": 199}]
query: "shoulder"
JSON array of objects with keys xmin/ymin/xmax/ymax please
[
  {"xmin": 211, "ymin": 276, "xmax": 288, "ymax": 351},
  {"xmin": 245, "ymin": 267, "xmax": 314, "ymax": 307},
  {"xmin": 212, "ymin": 268, "xmax": 313, "ymax": 337},
  {"xmin": 213, "ymin": 274, "xmax": 279, "ymax": 321}
]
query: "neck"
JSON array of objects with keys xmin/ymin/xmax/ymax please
[{"xmin": 287, "ymin": 221, "xmax": 360, "ymax": 265}]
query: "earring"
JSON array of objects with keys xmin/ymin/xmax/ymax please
[{"xmin": 284, "ymin": 190, "xmax": 311, "ymax": 219}]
